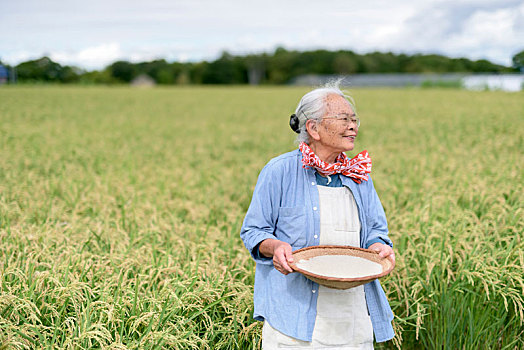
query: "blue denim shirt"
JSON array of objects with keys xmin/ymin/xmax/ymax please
[{"xmin": 240, "ymin": 149, "xmax": 395, "ymax": 342}]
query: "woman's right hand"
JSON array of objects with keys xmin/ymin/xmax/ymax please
[{"xmin": 259, "ymin": 239, "xmax": 295, "ymax": 275}]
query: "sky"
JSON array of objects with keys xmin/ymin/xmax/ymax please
[{"xmin": 1, "ymin": 0, "xmax": 523, "ymax": 70}]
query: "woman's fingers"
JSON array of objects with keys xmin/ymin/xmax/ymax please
[
  {"xmin": 385, "ymin": 249, "xmax": 396, "ymax": 268},
  {"xmin": 284, "ymin": 245, "xmax": 294, "ymax": 265},
  {"xmin": 375, "ymin": 244, "xmax": 396, "ymax": 268},
  {"xmin": 368, "ymin": 243, "xmax": 395, "ymax": 265},
  {"xmin": 379, "ymin": 245, "xmax": 392, "ymax": 258},
  {"xmin": 273, "ymin": 242, "xmax": 294, "ymax": 275}
]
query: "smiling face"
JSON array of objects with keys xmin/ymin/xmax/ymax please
[{"xmin": 306, "ymin": 94, "xmax": 358, "ymax": 163}]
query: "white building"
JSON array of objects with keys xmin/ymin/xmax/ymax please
[
  {"xmin": 291, "ymin": 73, "xmax": 524, "ymax": 91},
  {"xmin": 462, "ymin": 74, "xmax": 524, "ymax": 92}
]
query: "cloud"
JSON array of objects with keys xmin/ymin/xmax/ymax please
[
  {"xmin": 46, "ymin": 43, "xmax": 178, "ymax": 69},
  {"xmin": 394, "ymin": 0, "xmax": 524, "ymax": 64},
  {"xmin": 1, "ymin": 52, "xmax": 36, "ymax": 66},
  {"xmin": 49, "ymin": 43, "xmax": 124, "ymax": 69},
  {"xmin": 1, "ymin": 0, "xmax": 521, "ymax": 68}
]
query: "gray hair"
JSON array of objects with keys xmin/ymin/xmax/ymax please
[{"xmin": 294, "ymin": 81, "xmax": 356, "ymax": 144}]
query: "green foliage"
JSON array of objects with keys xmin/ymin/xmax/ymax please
[
  {"xmin": 15, "ymin": 57, "xmax": 82, "ymax": 83},
  {"xmin": 188, "ymin": 62, "xmax": 208, "ymax": 84},
  {"xmin": 420, "ymin": 79, "xmax": 463, "ymax": 88},
  {"xmin": 359, "ymin": 52, "xmax": 401, "ymax": 73},
  {"xmin": 0, "ymin": 86, "xmax": 522, "ymax": 349},
  {"xmin": 12, "ymin": 49, "xmax": 516, "ymax": 85},
  {"xmin": 109, "ymin": 61, "xmax": 138, "ymax": 83},
  {"xmin": 78, "ymin": 69, "xmax": 118, "ymax": 85},
  {"xmin": 512, "ymin": 49, "xmax": 524, "ymax": 72},
  {"xmin": 333, "ymin": 52, "xmax": 358, "ymax": 74},
  {"xmin": 200, "ymin": 52, "xmax": 247, "ymax": 84}
]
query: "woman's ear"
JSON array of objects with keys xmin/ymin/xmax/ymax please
[{"xmin": 306, "ymin": 119, "xmax": 321, "ymax": 141}]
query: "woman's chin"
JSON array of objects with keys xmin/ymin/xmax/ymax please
[{"xmin": 341, "ymin": 140, "xmax": 355, "ymax": 152}]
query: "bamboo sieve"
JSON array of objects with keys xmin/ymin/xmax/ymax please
[{"xmin": 289, "ymin": 245, "xmax": 394, "ymax": 290}]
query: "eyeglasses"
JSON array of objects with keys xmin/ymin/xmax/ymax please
[{"xmin": 322, "ymin": 114, "xmax": 360, "ymax": 128}]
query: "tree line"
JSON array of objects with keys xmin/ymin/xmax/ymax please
[{"xmin": 2, "ymin": 48, "xmax": 523, "ymax": 85}]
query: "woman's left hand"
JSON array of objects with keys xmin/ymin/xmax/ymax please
[{"xmin": 368, "ymin": 243, "xmax": 395, "ymax": 268}]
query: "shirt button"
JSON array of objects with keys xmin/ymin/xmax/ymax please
[
  {"xmin": 312, "ymin": 290, "xmax": 316, "ymax": 293},
  {"xmin": 311, "ymin": 182, "xmax": 315, "ymax": 185},
  {"xmin": 314, "ymin": 235, "xmax": 318, "ymax": 239},
  {"xmin": 313, "ymin": 207, "xmax": 317, "ymax": 211}
]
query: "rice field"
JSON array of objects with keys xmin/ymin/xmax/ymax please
[{"xmin": 0, "ymin": 85, "xmax": 522, "ymax": 349}]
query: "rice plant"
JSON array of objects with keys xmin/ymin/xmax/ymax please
[{"xmin": 0, "ymin": 86, "xmax": 522, "ymax": 349}]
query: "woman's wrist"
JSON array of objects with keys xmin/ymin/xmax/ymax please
[{"xmin": 258, "ymin": 238, "xmax": 279, "ymax": 258}]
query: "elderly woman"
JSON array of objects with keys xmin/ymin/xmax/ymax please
[{"xmin": 240, "ymin": 83, "xmax": 395, "ymax": 349}]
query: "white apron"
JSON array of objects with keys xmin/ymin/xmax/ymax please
[{"xmin": 263, "ymin": 185, "xmax": 374, "ymax": 349}]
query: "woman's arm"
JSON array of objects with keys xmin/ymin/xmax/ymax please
[
  {"xmin": 240, "ymin": 161, "xmax": 282, "ymax": 265},
  {"xmin": 362, "ymin": 176, "xmax": 395, "ymax": 266},
  {"xmin": 240, "ymin": 159, "xmax": 300, "ymax": 274}
]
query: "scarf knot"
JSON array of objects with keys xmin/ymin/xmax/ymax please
[{"xmin": 299, "ymin": 142, "xmax": 372, "ymax": 184}]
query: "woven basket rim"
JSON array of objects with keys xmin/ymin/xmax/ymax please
[{"xmin": 289, "ymin": 245, "xmax": 394, "ymax": 282}]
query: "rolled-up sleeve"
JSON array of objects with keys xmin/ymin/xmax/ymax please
[
  {"xmin": 362, "ymin": 176, "xmax": 393, "ymax": 248},
  {"xmin": 240, "ymin": 162, "xmax": 281, "ymax": 265}
]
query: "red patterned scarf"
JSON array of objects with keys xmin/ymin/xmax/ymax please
[{"xmin": 299, "ymin": 142, "xmax": 372, "ymax": 184}]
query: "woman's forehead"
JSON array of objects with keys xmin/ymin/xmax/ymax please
[{"xmin": 324, "ymin": 94, "xmax": 354, "ymax": 114}]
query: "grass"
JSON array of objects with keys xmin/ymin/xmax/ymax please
[{"xmin": 0, "ymin": 85, "xmax": 522, "ymax": 349}]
